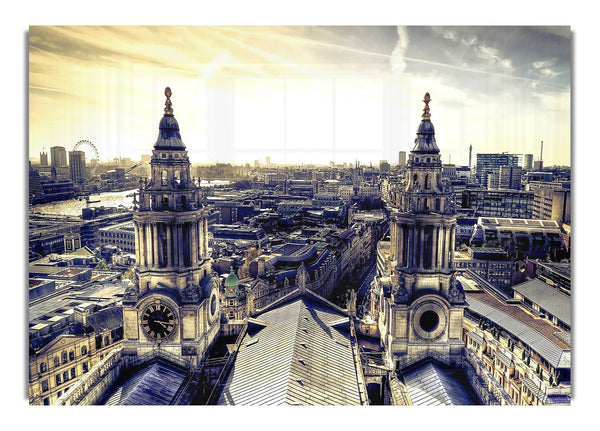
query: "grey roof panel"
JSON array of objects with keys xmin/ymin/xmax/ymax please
[
  {"xmin": 403, "ymin": 362, "xmax": 476, "ymax": 406},
  {"xmin": 217, "ymin": 296, "xmax": 363, "ymax": 405},
  {"xmin": 102, "ymin": 361, "xmax": 187, "ymax": 405},
  {"xmin": 466, "ymin": 296, "xmax": 570, "ymax": 369},
  {"xmin": 512, "ymin": 279, "xmax": 571, "ymax": 325}
]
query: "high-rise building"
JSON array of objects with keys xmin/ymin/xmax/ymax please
[
  {"xmin": 371, "ymin": 93, "xmax": 466, "ymax": 371},
  {"xmin": 524, "ymin": 153, "xmax": 534, "ymax": 170},
  {"xmin": 68, "ymin": 150, "xmax": 86, "ymax": 183},
  {"xmin": 379, "ymin": 160, "xmax": 390, "ymax": 173},
  {"xmin": 398, "ymin": 151, "xmax": 406, "ymax": 166},
  {"xmin": 498, "ymin": 165, "xmax": 522, "ymax": 190},
  {"xmin": 475, "ymin": 153, "xmax": 520, "ymax": 186},
  {"xmin": 50, "ymin": 146, "xmax": 67, "ymax": 169},
  {"xmin": 122, "ymin": 87, "xmax": 220, "ymax": 367},
  {"xmin": 40, "ymin": 151, "xmax": 48, "ymax": 166}
]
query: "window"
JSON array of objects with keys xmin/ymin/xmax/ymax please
[
  {"xmin": 61, "ymin": 351, "xmax": 68, "ymax": 364},
  {"xmin": 43, "ymin": 397, "xmax": 49, "ymax": 406},
  {"xmin": 69, "ymin": 350, "xmax": 74, "ymax": 361},
  {"xmin": 63, "ymin": 371, "xmax": 69, "ymax": 382},
  {"xmin": 161, "ymin": 170, "xmax": 168, "ymax": 186},
  {"xmin": 104, "ymin": 336, "xmax": 109, "ymax": 347},
  {"xmin": 54, "ymin": 357, "xmax": 59, "ymax": 367},
  {"xmin": 70, "ymin": 368, "xmax": 76, "ymax": 379},
  {"xmin": 55, "ymin": 375, "xmax": 61, "ymax": 386},
  {"xmin": 82, "ymin": 362, "xmax": 88, "ymax": 373},
  {"xmin": 40, "ymin": 362, "xmax": 47, "ymax": 373},
  {"xmin": 41, "ymin": 380, "xmax": 48, "ymax": 392}
]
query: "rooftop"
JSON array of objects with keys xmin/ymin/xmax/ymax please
[
  {"xmin": 512, "ymin": 279, "xmax": 571, "ymax": 325},
  {"xmin": 465, "ymin": 291, "xmax": 570, "ymax": 369},
  {"xmin": 217, "ymin": 295, "xmax": 364, "ymax": 405},
  {"xmin": 402, "ymin": 362, "xmax": 477, "ymax": 405}
]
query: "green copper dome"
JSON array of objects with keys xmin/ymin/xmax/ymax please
[{"xmin": 224, "ymin": 268, "xmax": 239, "ymax": 288}]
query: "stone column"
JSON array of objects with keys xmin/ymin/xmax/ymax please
[
  {"xmin": 145, "ymin": 222, "xmax": 153, "ymax": 267},
  {"xmin": 390, "ymin": 221, "xmax": 396, "ymax": 261},
  {"xmin": 408, "ymin": 225, "xmax": 414, "ymax": 269},
  {"xmin": 437, "ymin": 225, "xmax": 444, "ymax": 269},
  {"xmin": 418, "ymin": 226, "xmax": 425, "ymax": 270},
  {"xmin": 450, "ymin": 226, "xmax": 455, "ymax": 268},
  {"xmin": 166, "ymin": 223, "xmax": 172, "ymax": 268},
  {"xmin": 152, "ymin": 223, "xmax": 159, "ymax": 268},
  {"xmin": 398, "ymin": 224, "xmax": 404, "ymax": 268},
  {"xmin": 191, "ymin": 220, "xmax": 198, "ymax": 266},
  {"xmin": 172, "ymin": 224, "xmax": 179, "ymax": 267},
  {"xmin": 439, "ymin": 226, "xmax": 446, "ymax": 269},
  {"xmin": 432, "ymin": 225, "xmax": 439, "ymax": 270},
  {"xmin": 134, "ymin": 223, "xmax": 141, "ymax": 266},
  {"xmin": 177, "ymin": 223, "xmax": 183, "ymax": 267},
  {"xmin": 198, "ymin": 217, "xmax": 204, "ymax": 261},
  {"xmin": 203, "ymin": 217, "xmax": 209, "ymax": 260}
]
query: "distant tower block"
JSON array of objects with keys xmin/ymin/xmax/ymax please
[{"xmin": 469, "ymin": 144, "xmax": 472, "ymax": 168}]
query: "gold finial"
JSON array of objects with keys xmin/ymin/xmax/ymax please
[
  {"xmin": 164, "ymin": 87, "xmax": 173, "ymax": 114},
  {"xmin": 422, "ymin": 92, "xmax": 431, "ymax": 120}
]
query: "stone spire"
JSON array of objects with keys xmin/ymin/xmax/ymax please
[
  {"xmin": 154, "ymin": 86, "xmax": 185, "ymax": 150},
  {"xmin": 422, "ymin": 92, "xmax": 431, "ymax": 120},
  {"xmin": 164, "ymin": 87, "xmax": 173, "ymax": 115},
  {"xmin": 411, "ymin": 92, "xmax": 439, "ymax": 153}
]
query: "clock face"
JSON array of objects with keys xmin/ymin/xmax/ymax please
[{"xmin": 141, "ymin": 301, "xmax": 177, "ymax": 341}]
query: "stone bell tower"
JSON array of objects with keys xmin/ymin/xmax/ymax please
[
  {"xmin": 372, "ymin": 93, "xmax": 466, "ymax": 371},
  {"xmin": 122, "ymin": 88, "xmax": 220, "ymax": 367}
]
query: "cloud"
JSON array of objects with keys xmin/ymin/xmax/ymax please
[
  {"xmin": 391, "ymin": 26, "xmax": 409, "ymax": 74},
  {"xmin": 474, "ymin": 45, "xmax": 513, "ymax": 71}
]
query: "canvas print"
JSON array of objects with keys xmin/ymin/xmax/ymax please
[{"xmin": 28, "ymin": 26, "xmax": 571, "ymax": 406}]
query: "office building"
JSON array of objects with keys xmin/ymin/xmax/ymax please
[
  {"xmin": 398, "ymin": 150, "xmax": 406, "ymax": 166},
  {"xmin": 69, "ymin": 150, "xmax": 87, "ymax": 183},
  {"xmin": 475, "ymin": 153, "xmax": 519, "ymax": 187},
  {"xmin": 498, "ymin": 165, "xmax": 522, "ymax": 190},
  {"xmin": 50, "ymin": 146, "xmax": 67, "ymax": 169}
]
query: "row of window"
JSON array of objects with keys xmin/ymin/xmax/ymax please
[
  {"xmin": 39, "ymin": 346, "xmax": 88, "ymax": 373},
  {"xmin": 41, "ymin": 362, "xmax": 89, "ymax": 393}
]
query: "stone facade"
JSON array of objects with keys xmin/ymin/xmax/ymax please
[
  {"xmin": 121, "ymin": 88, "xmax": 220, "ymax": 368},
  {"xmin": 372, "ymin": 93, "xmax": 466, "ymax": 371}
]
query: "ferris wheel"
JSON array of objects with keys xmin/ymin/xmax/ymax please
[
  {"xmin": 73, "ymin": 140, "xmax": 99, "ymax": 175},
  {"xmin": 73, "ymin": 139, "xmax": 99, "ymax": 160}
]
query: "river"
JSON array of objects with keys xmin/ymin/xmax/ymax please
[
  {"xmin": 29, "ymin": 180, "xmax": 231, "ymax": 217},
  {"xmin": 29, "ymin": 189, "xmax": 137, "ymax": 217}
]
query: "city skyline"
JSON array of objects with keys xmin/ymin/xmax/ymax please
[{"xmin": 29, "ymin": 26, "xmax": 571, "ymax": 168}]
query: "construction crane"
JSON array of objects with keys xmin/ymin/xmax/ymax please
[{"xmin": 79, "ymin": 163, "xmax": 142, "ymax": 207}]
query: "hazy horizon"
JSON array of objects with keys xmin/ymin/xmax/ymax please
[{"xmin": 29, "ymin": 26, "xmax": 571, "ymax": 168}]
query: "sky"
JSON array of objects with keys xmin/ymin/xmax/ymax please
[{"xmin": 28, "ymin": 24, "xmax": 571, "ymax": 167}]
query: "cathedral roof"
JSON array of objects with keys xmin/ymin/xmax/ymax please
[
  {"xmin": 217, "ymin": 295, "xmax": 365, "ymax": 405},
  {"xmin": 153, "ymin": 87, "xmax": 186, "ymax": 151},
  {"xmin": 411, "ymin": 92, "xmax": 440, "ymax": 154}
]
